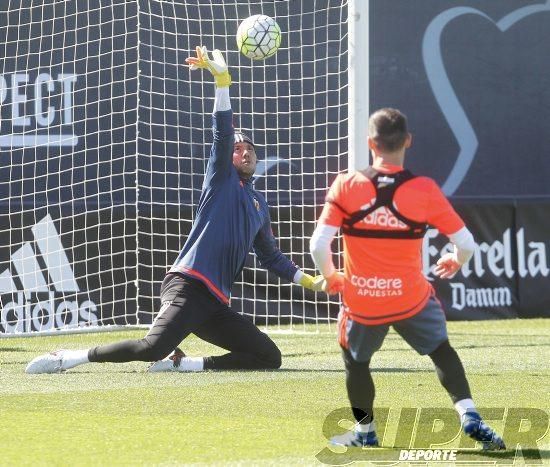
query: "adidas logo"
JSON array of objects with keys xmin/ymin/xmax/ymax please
[
  {"xmin": 377, "ymin": 176, "xmax": 395, "ymax": 185},
  {"xmin": 360, "ymin": 206, "xmax": 408, "ymax": 230},
  {"xmin": 359, "ymin": 198, "xmax": 408, "ymax": 230},
  {"xmin": 0, "ymin": 214, "xmax": 98, "ymax": 334}
]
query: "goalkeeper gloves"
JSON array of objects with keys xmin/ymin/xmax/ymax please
[
  {"xmin": 298, "ymin": 273, "xmax": 326, "ymax": 292},
  {"xmin": 185, "ymin": 46, "xmax": 231, "ymax": 88},
  {"xmin": 299, "ymin": 272, "xmax": 345, "ymax": 295}
]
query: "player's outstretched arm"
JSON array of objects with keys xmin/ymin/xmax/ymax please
[
  {"xmin": 186, "ymin": 46, "xmax": 232, "ymax": 114},
  {"xmin": 186, "ymin": 46, "xmax": 234, "ymax": 178},
  {"xmin": 185, "ymin": 45, "xmax": 231, "ymax": 88},
  {"xmin": 254, "ymin": 251, "xmax": 326, "ymax": 293},
  {"xmin": 252, "ymin": 214, "xmax": 326, "ymax": 292}
]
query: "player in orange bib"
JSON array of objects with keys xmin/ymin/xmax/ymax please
[{"xmin": 310, "ymin": 108, "xmax": 505, "ymax": 450}]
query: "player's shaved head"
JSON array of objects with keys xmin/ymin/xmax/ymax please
[{"xmin": 369, "ymin": 108, "xmax": 409, "ymax": 152}]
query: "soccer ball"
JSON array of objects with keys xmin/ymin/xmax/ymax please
[{"xmin": 236, "ymin": 14, "xmax": 281, "ymax": 60}]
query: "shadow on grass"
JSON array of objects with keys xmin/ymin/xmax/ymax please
[
  {"xmin": 49, "ymin": 367, "xmax": 423, "ymax": 375},
  {"xmin": 60, "ymin": 368, "xmax": 428, "ymax": 376},
  {"xmin": 457, "ymin": 447, "xmax": 549, "ymax": 462},
  {"xmin": 277, "ymin": 367, "xmax": 427, "ymax": 374},
  {"xmin": 0, "ymin": 347, "xmax": 28, "ymax": 352},
  {"xmin": 373, "ymin": 342, "xmax": 550, "ymax": 353},
  {"xmin": 284, "ymin": 351, "xmax": 340, "ymax": 357},
  {"xmin": 454, "ymin": 343, "xmax": 550, "ymax": 350},
  {"xmin": 447, "ymin": 332, "xmax": 550, "ymax": 338}
]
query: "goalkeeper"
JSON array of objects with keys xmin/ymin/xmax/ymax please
[
  {"xmin": 26, "ymin": 46, "xmax": 323, "ymax": 374},
  {"xmin": 310, "ymin": 108, "xmax": 505, "ymax": 450}
]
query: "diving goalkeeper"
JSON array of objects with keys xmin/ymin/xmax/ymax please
[{"xmin": 26, "ymin": 46, "xmax": 323, "ymax": 374}]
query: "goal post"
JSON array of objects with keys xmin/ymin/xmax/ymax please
[
  {"xmin": 347, "ymin": 0, "xmax": 370, "ymax": 172},
  {"xmin": 0, "ymin": 0, "xmax": 352, "ymax": 336}
]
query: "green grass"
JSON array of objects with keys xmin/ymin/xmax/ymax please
[{"xmin": 1, "ymin": 319, "xmax": 549, "ymax": 466}]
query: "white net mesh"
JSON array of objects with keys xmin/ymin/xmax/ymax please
[
  {"xmin": 0, "ymin": 1, "xmax": 139, "ymax": 334},
  {"xmin": 0, "ymin": 0, "xmax": 348, "ymax": 335}
]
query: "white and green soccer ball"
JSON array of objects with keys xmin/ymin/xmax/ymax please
[{"xmin": 236, "ymin": 14, "xmax": 282, "ymax": 60}]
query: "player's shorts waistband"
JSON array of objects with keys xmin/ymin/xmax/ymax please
[{"xmin": 344, "ymin": 285, "xmax": 434, "ymax": 326}]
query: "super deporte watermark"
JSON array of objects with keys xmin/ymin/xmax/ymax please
[{"xmin": 316, "ymin": 407, "xmax": 550, "ymax": 465}]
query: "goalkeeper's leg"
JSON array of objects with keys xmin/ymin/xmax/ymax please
[
  {"xmin": 194, "ymin": 308, "xmax": 282, "ymax": 370},
  {"xmin": 88, "ymin": 300, "xmax": 193, "ymax": 364},
  {"xmin": 88, "ymin": 275, "xmax": 212, "ymax": 364},
  {"xmin": 147, "ymin": 310, "xmax": 281, "ymax": 372},
  {"xmin": 26, "ymin": 274, "xmax": 212, "ymax": 373},
  {"xmin": 149, "ymin": 304, "xmax": 282, "ymax": 371}
]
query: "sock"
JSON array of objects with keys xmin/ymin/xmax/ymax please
[
  {"xmin": 61, "ymin": 349, "xmax": 90, "ymax": 370},
  {"xmin": 454, "ymin": 398, "xmax": 477, "ymax": 418},
  {"xmin": 177, "ymin": 357, "xmax": 205, "ymax": 372},
  {"xmin": 356, "ymin": 420, "xmax": 376, "ymax": 434}
]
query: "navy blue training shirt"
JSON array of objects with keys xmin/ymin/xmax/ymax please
[{"xmin": 169, "ymin": 109, "xmax": 299, "ymax": 303}]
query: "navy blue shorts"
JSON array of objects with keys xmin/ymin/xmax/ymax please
[{"xmin": 341, "ymin": 296, "xmax": 448, "ymax": 362}]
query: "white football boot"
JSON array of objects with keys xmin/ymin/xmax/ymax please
[
  {"xmin": 26, "ymin": 350, "xmax": 68, "ymax": 374},
  {"xmin": 147, "ymin": 347, "xmax": 186, "ymax": 372}
]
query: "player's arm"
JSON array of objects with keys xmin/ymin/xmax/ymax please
[
  {"xmin": 434, "ymin": 226, "xmax": 476, "ymax": 279},
  {"xmin": 425, "ymin": 180, "xmax": 476, "ymax": 279},
  {"xmin": 309, "ymin": 175, "xmax": 346, "ymax": 294},
  {"xmin": 310, "ymin": 224, "xmax": 344, "ymax": 294},
  {"xmin": 253, "ymin": 214, "xmax": 325, "ymax": 291},
  {"xmin": 185, "ymin": 46, "xmax": 234, "ymax": 181}
]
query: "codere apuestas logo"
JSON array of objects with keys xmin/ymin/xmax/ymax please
[{"xmin": 0, "ymin": 214, "xmax": 98, "ymax": 333}]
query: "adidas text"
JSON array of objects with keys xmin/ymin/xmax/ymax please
[
  {"xmin": 0, "ymin": 214, "xmax": 98, "ymax": 334},
  {"xmin": 1, "ymin": 291, "xmax": 98, "ymax": 333}
]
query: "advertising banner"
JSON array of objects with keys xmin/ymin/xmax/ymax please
[
  {"xmin": 2, "ymin": 1, "xmax": 549, "ymax": 333},
  {"xmin": 148, "ymin": 203, "xmax": 550, "ymax": 323},
  {"xmin": 0, "ymin": 210, "xmax": 138, "ymax": 334},
  {"xmin": 515, "ymin": 204, "xmax": 550, "ymax": 317},
  {"xmin": 426, "ymin": 202, "xmax": 550, "ymax": 319},
  {"xmin": 426, "ymin": 204, "xmax": 519, "ymax": 320},
  {"xmin": 371, "ymin": 0, "xmax": 550, "ymax": 198}
]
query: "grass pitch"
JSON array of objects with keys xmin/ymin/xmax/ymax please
[{"xmin": 1, "ymin": 319, "xmax": 549, "ymax": 466}]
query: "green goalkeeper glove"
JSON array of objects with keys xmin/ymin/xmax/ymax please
[
  {"xmin": 299, "ymin": 273, "xmax": 326, "ymax": 292},
  {"xmin": 185, "ymin": 46, "xmax": 231, "ymax": 88},
  {"xmin": 299, "ymin": 271, "xmax": 344, "ymax": 295}
]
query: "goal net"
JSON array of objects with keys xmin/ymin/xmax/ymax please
[{"xmin": 0, "ymin": 0, "xmax": 348, "ymax": 335}]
